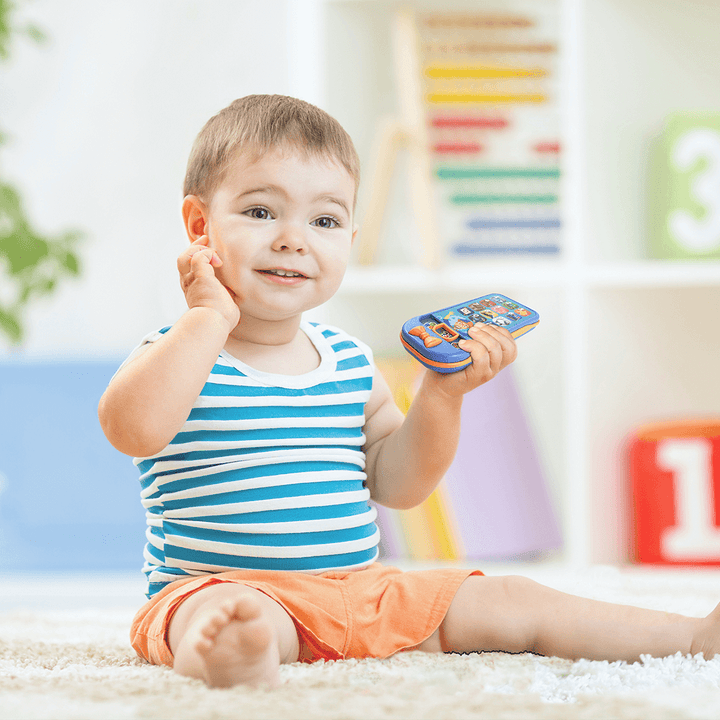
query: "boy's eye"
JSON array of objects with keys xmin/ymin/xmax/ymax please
[
  {"xmin": 313, "ymin": 216, "xmax": 340, "ymax": 229},
  {"xmin": 245, "ymin": 207, "xmax": 272, "ymax": 220}
]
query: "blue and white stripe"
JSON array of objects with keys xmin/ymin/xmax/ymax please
[{"xmin": 132, "ymin": 321, "xmax": 379, "ymax": 597}]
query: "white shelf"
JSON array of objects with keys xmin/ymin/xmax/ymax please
[
  {"xmin": 341, "ymin": 260, "xmax": 720, "ymax": 294},
  {"xmin": 299, "ymin": 0, "xmax": 720, "ymax": 568},
  {"xmin": 586, "ymin": 262, "xmax": 720, "ymax": 288},
  {"xmin": 341, "ymin": 261, "xmax": 567, "ymax": 292}
]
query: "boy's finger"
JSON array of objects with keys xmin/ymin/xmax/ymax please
[
  {"xmin": 178, "ymin": 244, "xmax": 221, "ymax": 274},
  {"xmin": 178, "ymin": 235, "xmax": 210, "ymax": 260},
  {"xmin": 189, "ymin": 236, "xmax": 222, "ymax": 266},
  {"xmin": 178, "ymin": 242, "xmax": 202, "ymax": 267},
  {"xmin": 189, "ymin": 248, "xmax": 217, "ymax": 273},
  {"xmin": 471, "ymin": 323, "xmax": 518, "ymax": 367},
  {"xmin": 177, "ymin": 247, "xmax": 213, "ymax": 280},
  {"xmin": 471, "ymin": 322, "xmax": 513, "ymax": 345},
  {"xmin": 460, "ymin": 323, "xmax": 517, "ymax": 373},
  {"xmin": 189, "ymin": 246, "xmax": 223, "ymax": 267},
  {"xmin": 466, "ymin": 328, "xmax": 504, "ymax": 373},
  {"xmin": 200, "ymin": 249, "xmax": 223, "ymax": 267}
]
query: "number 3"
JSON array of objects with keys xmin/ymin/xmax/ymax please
[{"xmin": 668, "ymin": 128, "xmax": 720, "ymax": 252}]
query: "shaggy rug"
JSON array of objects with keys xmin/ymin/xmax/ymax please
[{"xmin": 2, "ymin": 565, "xmax": 720, "ymax": 719}]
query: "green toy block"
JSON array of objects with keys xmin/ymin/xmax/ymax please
[{"xmin": 649, "ymin": 113, "xmax": 720, "ymax": 259}]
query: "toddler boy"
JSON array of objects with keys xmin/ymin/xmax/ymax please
[{"xmin": 99, "ymin": 95, "xmax": 720, "ymax": 688}]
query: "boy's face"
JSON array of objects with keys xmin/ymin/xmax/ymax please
[{"xmin": 190, "ymin": 145, "xmax": 357, "ymax": 327}]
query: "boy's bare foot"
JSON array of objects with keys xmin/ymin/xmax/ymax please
[
  {"xmin": 176, "ymin": 594, "xmax": 282, "ymax": 688},
  {"xmin": 691, "ymin": 602, "xmax": 720, "ymax": 659}
]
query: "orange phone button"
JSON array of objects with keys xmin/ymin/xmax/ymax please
[{"xmin": 408, "ymin": 324, "xmax": 442, "ymax": 348}]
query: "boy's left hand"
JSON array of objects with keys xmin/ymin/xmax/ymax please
[{"xmin": 424, "ymin": 322, "xmax": 518, "ymax": 398}]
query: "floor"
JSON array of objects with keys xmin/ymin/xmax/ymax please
[
  {"xmin": 5, "ymin": 561, "xmax": 720, "ymax": 614},
  {"xmin": 0, "ymin": 572, "xmax": 146, "ymax": 612}
]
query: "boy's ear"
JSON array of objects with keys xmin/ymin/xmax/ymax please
[
  {"xmin": 351, "ymin": 224, "xmax": 359, "ymax": 246},
  {"xmin": 182, "ymin": 195, "xmax": 209, "ymax": 241}
]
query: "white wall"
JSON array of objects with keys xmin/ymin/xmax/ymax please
[
  {"xmin": 0, "ymin": 0, "xmax": 293, "ymax": 359},
  {"xmin": 583, "ymin": 0, "xmax": 720, "ymax": 263}
]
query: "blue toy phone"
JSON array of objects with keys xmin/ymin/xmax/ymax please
[{"xmin": 400, "ymin": 293, "xmax": 539, "ymax": 373}]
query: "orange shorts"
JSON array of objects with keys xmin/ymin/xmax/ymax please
[{"xmin": 130, "ymin": 563, "xmax": 482, "ymax": 666}]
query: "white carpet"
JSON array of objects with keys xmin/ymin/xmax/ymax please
[{"xmin": 2, "ymin": 564, "xmax": 720, "ymax": 719}]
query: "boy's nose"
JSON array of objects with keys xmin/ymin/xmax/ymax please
[{"xmin": 271, "ymin": 225, "xmax": 308, "ymax": 254}]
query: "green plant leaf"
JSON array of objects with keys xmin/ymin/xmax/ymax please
[
  {"xmin": 0, "ymin": 181, "xmax": 22, "ymax": 212},
  {"xmin": 1, "ymin": 231, "xmax": 50, "ymax": 274},
  {"xmin": 24, "ymin": 22, "xmax": 45, "ymax": 44},
  {"xmin": 0, "ymin": 0, "xmax": 14, "ymax": 61},
  {"xmin": 61, "ymin": 250, "xmax": 80, "ymax": 275},
  {"xmin": 0, "ymin": 2, "xmax": 83, "ymax": 345},
  {"xmin": 0, "ymin": 305, "xmax": 22, "ymax": 344}
]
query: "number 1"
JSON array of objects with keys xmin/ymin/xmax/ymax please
[{"xmin": 657, "ymin": 438, "xmax": 720, "ymax": 560}]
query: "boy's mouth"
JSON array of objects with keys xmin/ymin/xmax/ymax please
[{"xmin": 257, "ymin": 268, "xmax": 308, "ymax": 279}]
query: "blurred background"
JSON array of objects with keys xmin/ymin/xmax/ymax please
[{"xmin": 1, "ymin": 0, "xmax": 720, "ymax": 576}]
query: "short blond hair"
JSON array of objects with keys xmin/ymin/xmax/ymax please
[{"xmin": 184, "ymin": 95, "xmax": 360, "ymax": 207}]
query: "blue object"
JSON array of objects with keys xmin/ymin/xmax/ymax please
[
  {"xmin": 0, "ymin": 361, "xmax": 145, "ymax": 571},
  {"xmin": 466, "ymin": 218, "xmax": 562, "ymax": 229},
  {"xmin": 452, "ymin": 243, "xmax": 560, "ymax": 255},
  {"xmin": 400, "ymin": 294, "xmax": 540, "ymax": 373}
]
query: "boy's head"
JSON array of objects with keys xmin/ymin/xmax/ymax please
[{"xmin": 184, "ymin": 95, "xmax": 360, "ymax": 208}]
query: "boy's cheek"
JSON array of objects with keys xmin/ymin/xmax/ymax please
[
  {"xmin": 217, "ymin": 268, "xmax": 245, "ymax": 304},
  {"xmin": 213, "ymin": 260, "xmax": 237, "ymax": 288},
  {"xmin": 213, "ymin": 253, "xmax": 250, "ymax": 294}
]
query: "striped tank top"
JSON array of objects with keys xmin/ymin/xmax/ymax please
[{"xmin": 132, "ymin": 320, "xmax": 380, "ymax": 598}]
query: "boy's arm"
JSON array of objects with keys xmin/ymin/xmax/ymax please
[
  {"xmin": 363, "ymin": 322, "xmax": 517, "ymax": 509},
  {"xmin": 98, "ymin": 237, "xmax": 239, "ymax": 457}
]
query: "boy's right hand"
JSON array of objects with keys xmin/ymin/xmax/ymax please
[{"xmin": 177, "ymin": 235, "xmax": 240, "ymax": 333}]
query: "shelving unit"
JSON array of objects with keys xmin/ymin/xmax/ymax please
[{"xmin": 293, "ymin": 0, "xmax": 720, "ymax": 566}]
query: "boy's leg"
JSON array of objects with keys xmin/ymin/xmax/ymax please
[
  {"xmin": 167, "ymin": 583, "xmax": 301, "ymax": 688},
  {"xmin": 426, "ymin": 575, "xmax": 717, "ymax": 662}
]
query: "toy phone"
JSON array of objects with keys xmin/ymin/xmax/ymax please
[{"xmin": 400, "ymin": 293, "xmax": 539, "ymax": 373}]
